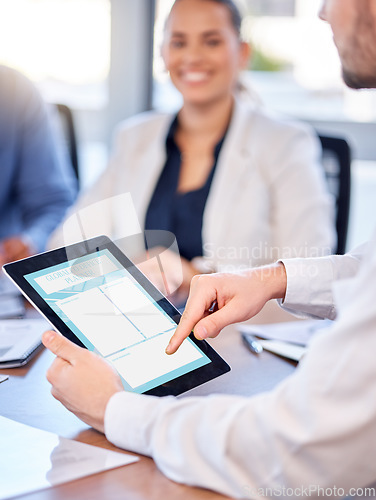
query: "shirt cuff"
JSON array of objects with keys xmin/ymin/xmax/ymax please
[
  {"xmin": 104, "ymin": 391, "xmax": 174, "ymax": 456},
  {"xmin": 278, "ymin": 257, "xmax": 336, "ymax": 319}
]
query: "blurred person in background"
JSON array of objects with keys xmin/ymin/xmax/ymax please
[
  {"xmin": 0, "ymin": 64, "xmax": 77, "ymax": 266},
  {"xmin": 50, "ymin": 0, "xmax": 335, "ymax": 302}
]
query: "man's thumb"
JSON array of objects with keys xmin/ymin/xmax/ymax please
[{"xmin": 42, "ymin": 330, "xmax": 81, "ymax": 364}]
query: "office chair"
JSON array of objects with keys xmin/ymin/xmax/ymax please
[
  {"xmin": 318, "ymin": 134, "xmax": 352, "ymax": 255},
  {"xmin": 56, "ymin": 103, "xmax": 80, "ymax": 183}
]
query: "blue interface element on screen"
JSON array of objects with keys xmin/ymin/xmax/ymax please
[{"xmin": 25, "ymin": 248, "xmax": 209, "ymax": 393}]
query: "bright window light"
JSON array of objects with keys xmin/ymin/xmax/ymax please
[{"xmin": 0, "ymin": 0, "xmax": 110, "ymax": 107}]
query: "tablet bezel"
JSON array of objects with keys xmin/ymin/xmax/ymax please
[{"xmin": 3, "ymin": 235, "xmax": 230, "ymax": 396}]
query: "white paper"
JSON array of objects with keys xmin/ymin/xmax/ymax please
[
  {"xmin": 0, "ymin": 295, "xmax": 24, "ymax": 319},
  {"xmin": 0, "ymin": 416, "xmax": 139, "ymax": 499},
  {"xmin": 0, "ymin": 273, "xmax": 25, "ymax": 318},
  {"xmin": 0, "ymin": 318, "xmax": 49, "ymax": 365},
  {"xmin": 258, "ymin": 339, "xmax": 307, "ymax": 361},
  {"xmin": 238, "ymin": 319, "xmax": 333, "ymax": 347}
]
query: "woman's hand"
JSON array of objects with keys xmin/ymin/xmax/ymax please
[
  {"xmin": 42, "ymin": 331, "xmax": 124, "ymax": 433},
  {"xmin": 0, "ymin": 236, "xmax": 34, "ymax": 266},
  {"xmin": 166, "ymin": 262, "xmax": 287, "ymax": 354}
]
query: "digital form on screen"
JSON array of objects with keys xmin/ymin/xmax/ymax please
[{"xmin": 24, "ymin": 249, "xmax": 210, "ymax": 393}]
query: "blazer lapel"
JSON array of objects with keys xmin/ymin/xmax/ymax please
[{"xmin": 203, "ymin": 99, "xmax": 257, "ymax": 250}]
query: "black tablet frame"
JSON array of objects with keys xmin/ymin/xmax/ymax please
[{"xmin": 3, "ymin": 235, "xmax": 230, "ymax": 396}]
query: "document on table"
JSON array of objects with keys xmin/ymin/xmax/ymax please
[
  {"xmin": 256, "ymin": 339, "xmax": 307, "ymax": 361},
  {"xmin": 0, "ymin": 273, "xmax": 25, "ymax": 319},
  {"xmin": 0, "ymin": 294, "xmax": 24, "ymax": 319},
  {"xmin": 0, "ymin": 318, "xmax": 49, "ymax": 368},
  {"xmin": 238, "ymin": 319, "xmax": 333, "ymax": 361},
  {"xmin": 0, "ymin": 416, "xmax": 139, "ymax": 499}
]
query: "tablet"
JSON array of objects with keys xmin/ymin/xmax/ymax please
[{"xmin": 3, "ymin": 236, "xmax": 230, "ymax": 396}]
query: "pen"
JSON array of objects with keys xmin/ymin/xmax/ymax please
[{"xmin": 241, "ymin": 333, "xmax": 263, "ymax": 355}]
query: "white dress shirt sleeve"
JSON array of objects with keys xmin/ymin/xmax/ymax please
[
  {"xmin": 279, "ymin": 242, "xmax": 366, "ymax": 320},
  {"xmin": 104, "ymin": 236, "xmax": 376, "ymax": 499}
]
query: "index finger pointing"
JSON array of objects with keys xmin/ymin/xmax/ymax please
[
  {"xmin": 42, "ymin": 330, "xmax": 82, "ymax": 365},
  {"xmin": 166, "ymin": 277, "xmax": 217, "ymax": 354}
]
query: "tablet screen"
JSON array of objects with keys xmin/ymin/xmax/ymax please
[{"xmin": 24, "ymin": 248, "xmax": 211, "ymax": 394}]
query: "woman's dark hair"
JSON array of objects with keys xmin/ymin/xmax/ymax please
[{"xmin": 171, "ymin": 0, "xmax": 242, "ymax": 36}]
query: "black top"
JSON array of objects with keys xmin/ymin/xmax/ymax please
[{"xmin": 144, "ymin": 116, "xmax": 225, "ymax": 260}]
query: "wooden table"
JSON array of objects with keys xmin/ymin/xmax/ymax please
[{"xmin": 0, "ymin": 301, "xmax": 298, "ymax": 500}]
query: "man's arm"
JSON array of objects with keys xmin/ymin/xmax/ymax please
[
  {"xmin": 43, "ymin": 238, "xmax": 376, "ymax": 497},
  {"xmin": 167, "ymin": 246, "xmax": 365, "ymax": 354},
  {"xmin": 279, "ymin": 246, "xmax": 365, "ymax": 320}
]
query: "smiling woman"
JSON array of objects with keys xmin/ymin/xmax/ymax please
[
  {"xmin": 50, "ymin": 0, "xmax": 336, "ymax": 306},
  {"xmin": 161, "ymin": 0, "xmax": 248, "ymax": 111}
]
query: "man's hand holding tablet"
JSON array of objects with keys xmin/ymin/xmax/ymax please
[
  {"xmin": 3, "ymin": 236, "xmax": 230, "ymax": 397},
  {"xmin": 42, "ymin": 329, "xmax": 124, "ymax": 433}
]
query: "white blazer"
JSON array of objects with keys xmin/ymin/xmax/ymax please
[{"xmin": 49, "ymin": 99, "xmax": 336, "ymax": 270}]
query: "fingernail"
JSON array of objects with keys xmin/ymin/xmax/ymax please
[
  {"xmin": 195, "ymin": 325, "xmax": 207, "ymax": 340},
  {"xmin": 165, "ymin": 343, "xmax": 172, "ymax": 355},
  {"xmin": 42, "ymin": 330, "xmax": 55, "ymax": 345}
]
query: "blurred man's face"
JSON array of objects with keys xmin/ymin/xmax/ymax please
[{"xmin": 320, "ymin": 0, "xmax": 376, "ymax": 89}]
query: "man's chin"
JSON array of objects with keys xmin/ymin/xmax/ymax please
[{"xmin": 342, "ymin": 68, "xmax": 376, "ymax": 90}]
